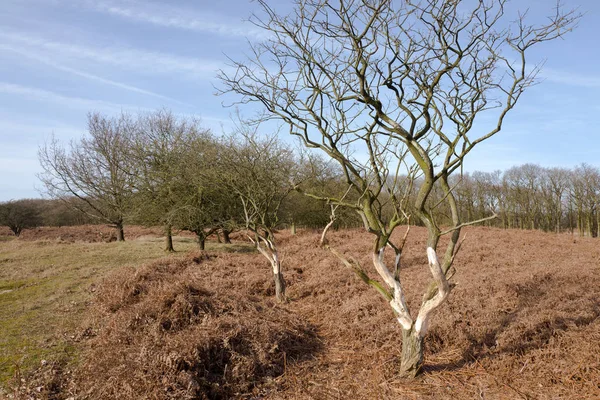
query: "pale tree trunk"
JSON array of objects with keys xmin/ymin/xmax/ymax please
[
  {"xmin": 394, "ymin": 173, "xmax": 458, "ymax": 376},
  {"xmin": 400, "ymin": 327, "xmax": 424, "ymax": 377},
  {"xmin": 398, "ymin": 246, "xmax": 450, "ymax": 376},
  {"xmin": 290, "ymin": 221, "xmax": 296, "ymax": 235},
  {"xmin": 370, "ymin": 244, "xmax": 428, "ymax": 377},
  {"xmin": 165, "ymin": 225, "xmax": 174, "ymax": 252},
  {"xmin": 253, "ymin": 234, "xmax": 286, "ymax": 302},
  {"xmin": 272, "ymin": 252, "xmax": 286, "ymax": 302},
  {"xmin": 366, "ymin": 226, "xmax": 440, "ymax": 376}
]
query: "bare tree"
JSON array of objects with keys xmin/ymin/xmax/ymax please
[
  {"xmin": 38, "ymin": 113, "xmax": 137, "ymax": 241},
  {"xmin": 219, "ymin": 0, "xmax": 578, "ymax": 376},
  {"xmin": 541, "ymin": 167, "xmax": 570, "ymax": 233},
  {"xmin": 217, "ymin": 128, "xmax": 298, "ymax": 302},
  {"xmin": 570, "ymin": 164, "xmax": 600, "ymax": 237}
]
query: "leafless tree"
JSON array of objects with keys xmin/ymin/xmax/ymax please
[
  {"xmin": 217, "ymin": 127, "xmax": 298, "ymax": 302},
  {"xmin": 219, "ymin": 0, "xmax": 578, "ymax": 376},
  {"xmin": 541, "ymin": 167, "xmax": 570, "ymax": 233},
  {"xmin": 38, "ymin": 113, "xmax": 137, "ymax": 241},
  {"xmin": 570, "ymin": 164, "xmax": 600, "ymax": 237}
]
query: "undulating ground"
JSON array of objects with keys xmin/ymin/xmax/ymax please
[
  {"xmin": 0, "ymin": 225, "xmax": 242, "ymax": 394},
  {"xmin": 1, "ymin": 226, "xmax": 599, "ymax": 399}
]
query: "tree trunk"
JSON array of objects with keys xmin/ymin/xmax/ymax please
[
  {"xmin": 274, "ymin": 270, "xmax": 286, "ymax": 302},
  {"xmin": 165, "ymin": 225, "xmax": 174, "ymax": 252},
  {"xmin": 290, "ymin": 222, "xmax": 296, "ymax": 235},
  {"xmin": 591, "ymin": 210, "xmax": 598, "ymax": 238},
  {"xmin": 222, "ymin": 229, "xmax": 232, "ymax": 244},
  {"xmin": 116, "ymin": 222, "xmax": 125, "ymax": 242},
  {"xmin": 400, "ymin": 327, "xmax": 424, "ymax": 378},
  {"xmin": 197, "ymin": 233, "xmax": 206, "ymax": 251},
  {"xmin": 216, "ymin": 231, "xmax": 222, "ymax": 243}
]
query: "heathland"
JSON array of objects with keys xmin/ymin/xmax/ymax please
[{"xmin": 1, "ymin": 225, "xmax": 599, "ymax": 399}]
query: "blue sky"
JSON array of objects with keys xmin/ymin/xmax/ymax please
[{"xmin": 0, "ymin": 0, "xmax": 598, "ymax": 201}]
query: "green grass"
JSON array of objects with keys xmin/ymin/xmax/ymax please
[{"xmin": 0, "ymin": 235, "xmax": 244, "ymax": 388}]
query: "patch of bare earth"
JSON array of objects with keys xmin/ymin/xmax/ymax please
[{"xmin": 14, "ymin": 227, "xmax": 600, "ymax": 399}]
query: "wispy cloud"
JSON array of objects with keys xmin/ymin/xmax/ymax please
[
  {"xmin": 86, "ymin": 0, "xmax": 266, "ymax": 39},
  {"xmin": 539, "ymin": 68, "xmax": 600, "ymax": 88},
  {"xmin": 0, "ymin": 82, "xmax": 145, "ymax": 112},
  {"xmin": 0, "ymin": 44, "xmax": 191, "ymax": 106},
  {"xmin": 0, "ymin": 120, "xmax": 83, "ymax": 142},
  {"xmin": 0, "ymin": 31, "xmax": 223, "ymax": 80}
]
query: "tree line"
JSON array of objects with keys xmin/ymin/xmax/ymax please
[
  {"xmin": 31, "ymin": 110, "xmax": 348, "ymax": 248},
  {"xmin": 0, "ymin": 198, "xmax": 93, "ymax": 236},
  {"xmin": 4, "ymin": 129, "xmax": 599, "ymax": 246},
  {"xmin": 427, "ymin": 164, "xmax": 600, "ymax": 237}
]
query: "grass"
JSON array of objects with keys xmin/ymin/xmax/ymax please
[{"xmin": 0, "ymin": 235, "xmax": 248, "ymax": 388}]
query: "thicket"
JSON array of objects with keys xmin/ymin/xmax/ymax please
[{"xmin": 34, "ymin": 111, "xmax": 344, "ymax": 244}]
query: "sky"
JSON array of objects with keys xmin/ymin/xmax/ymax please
[{"xmin": 0, "ymin": 0, "xmax": 598, "ymax": 201}]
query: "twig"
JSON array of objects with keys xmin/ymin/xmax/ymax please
[
  {"xmin": 440, "ymin": 214, "xmax": 497, "ymax": 236},
  {"xmin": 326, "ymin": 245, "xmax": 392, "ymax": 301},
  {"xmin": 318, "ymin": 185, "xmax": 353, "ymax": 247},
  {"xmin": 449, "ymin": 233, "xmax": 467, "ymax": 267}
]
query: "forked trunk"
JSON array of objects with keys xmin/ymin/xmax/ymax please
[
  {"xmin": 400, "ymin": 327, "xmax": 424, "ymax": 378},
  {"xmin": 165, "ymin": 225, "xmax": 174, "ymax": 252},
  {"xmin": 253, "ymin": 233, "xmax": 286, "ymax": 302}
]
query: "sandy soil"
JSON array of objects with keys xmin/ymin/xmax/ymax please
[{"xmin": 11, "ymin": 226, "xmax": 600, "ymax": 399}]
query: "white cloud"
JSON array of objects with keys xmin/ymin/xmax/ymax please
[
  {"xmin": 0, "ymin": 31, "xmax": 223, "ymax": 80},
  {"xmin": 0, "ymin": 44, "xmax": 191, "ymax": 106},
  {"xmin": 539, "ymin": 68, "xmax": 600, "ymax": 88},
  {"xmin": 87, "ymin": 0, "xmax": 267, "ymax": 39},
  {"xmin": 0, "ymin": 82, "xmax": 145, "ymax": 112},
  {"xmin": 0, "ymin": 120, "xmax": 83, "ymax": 142}
]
